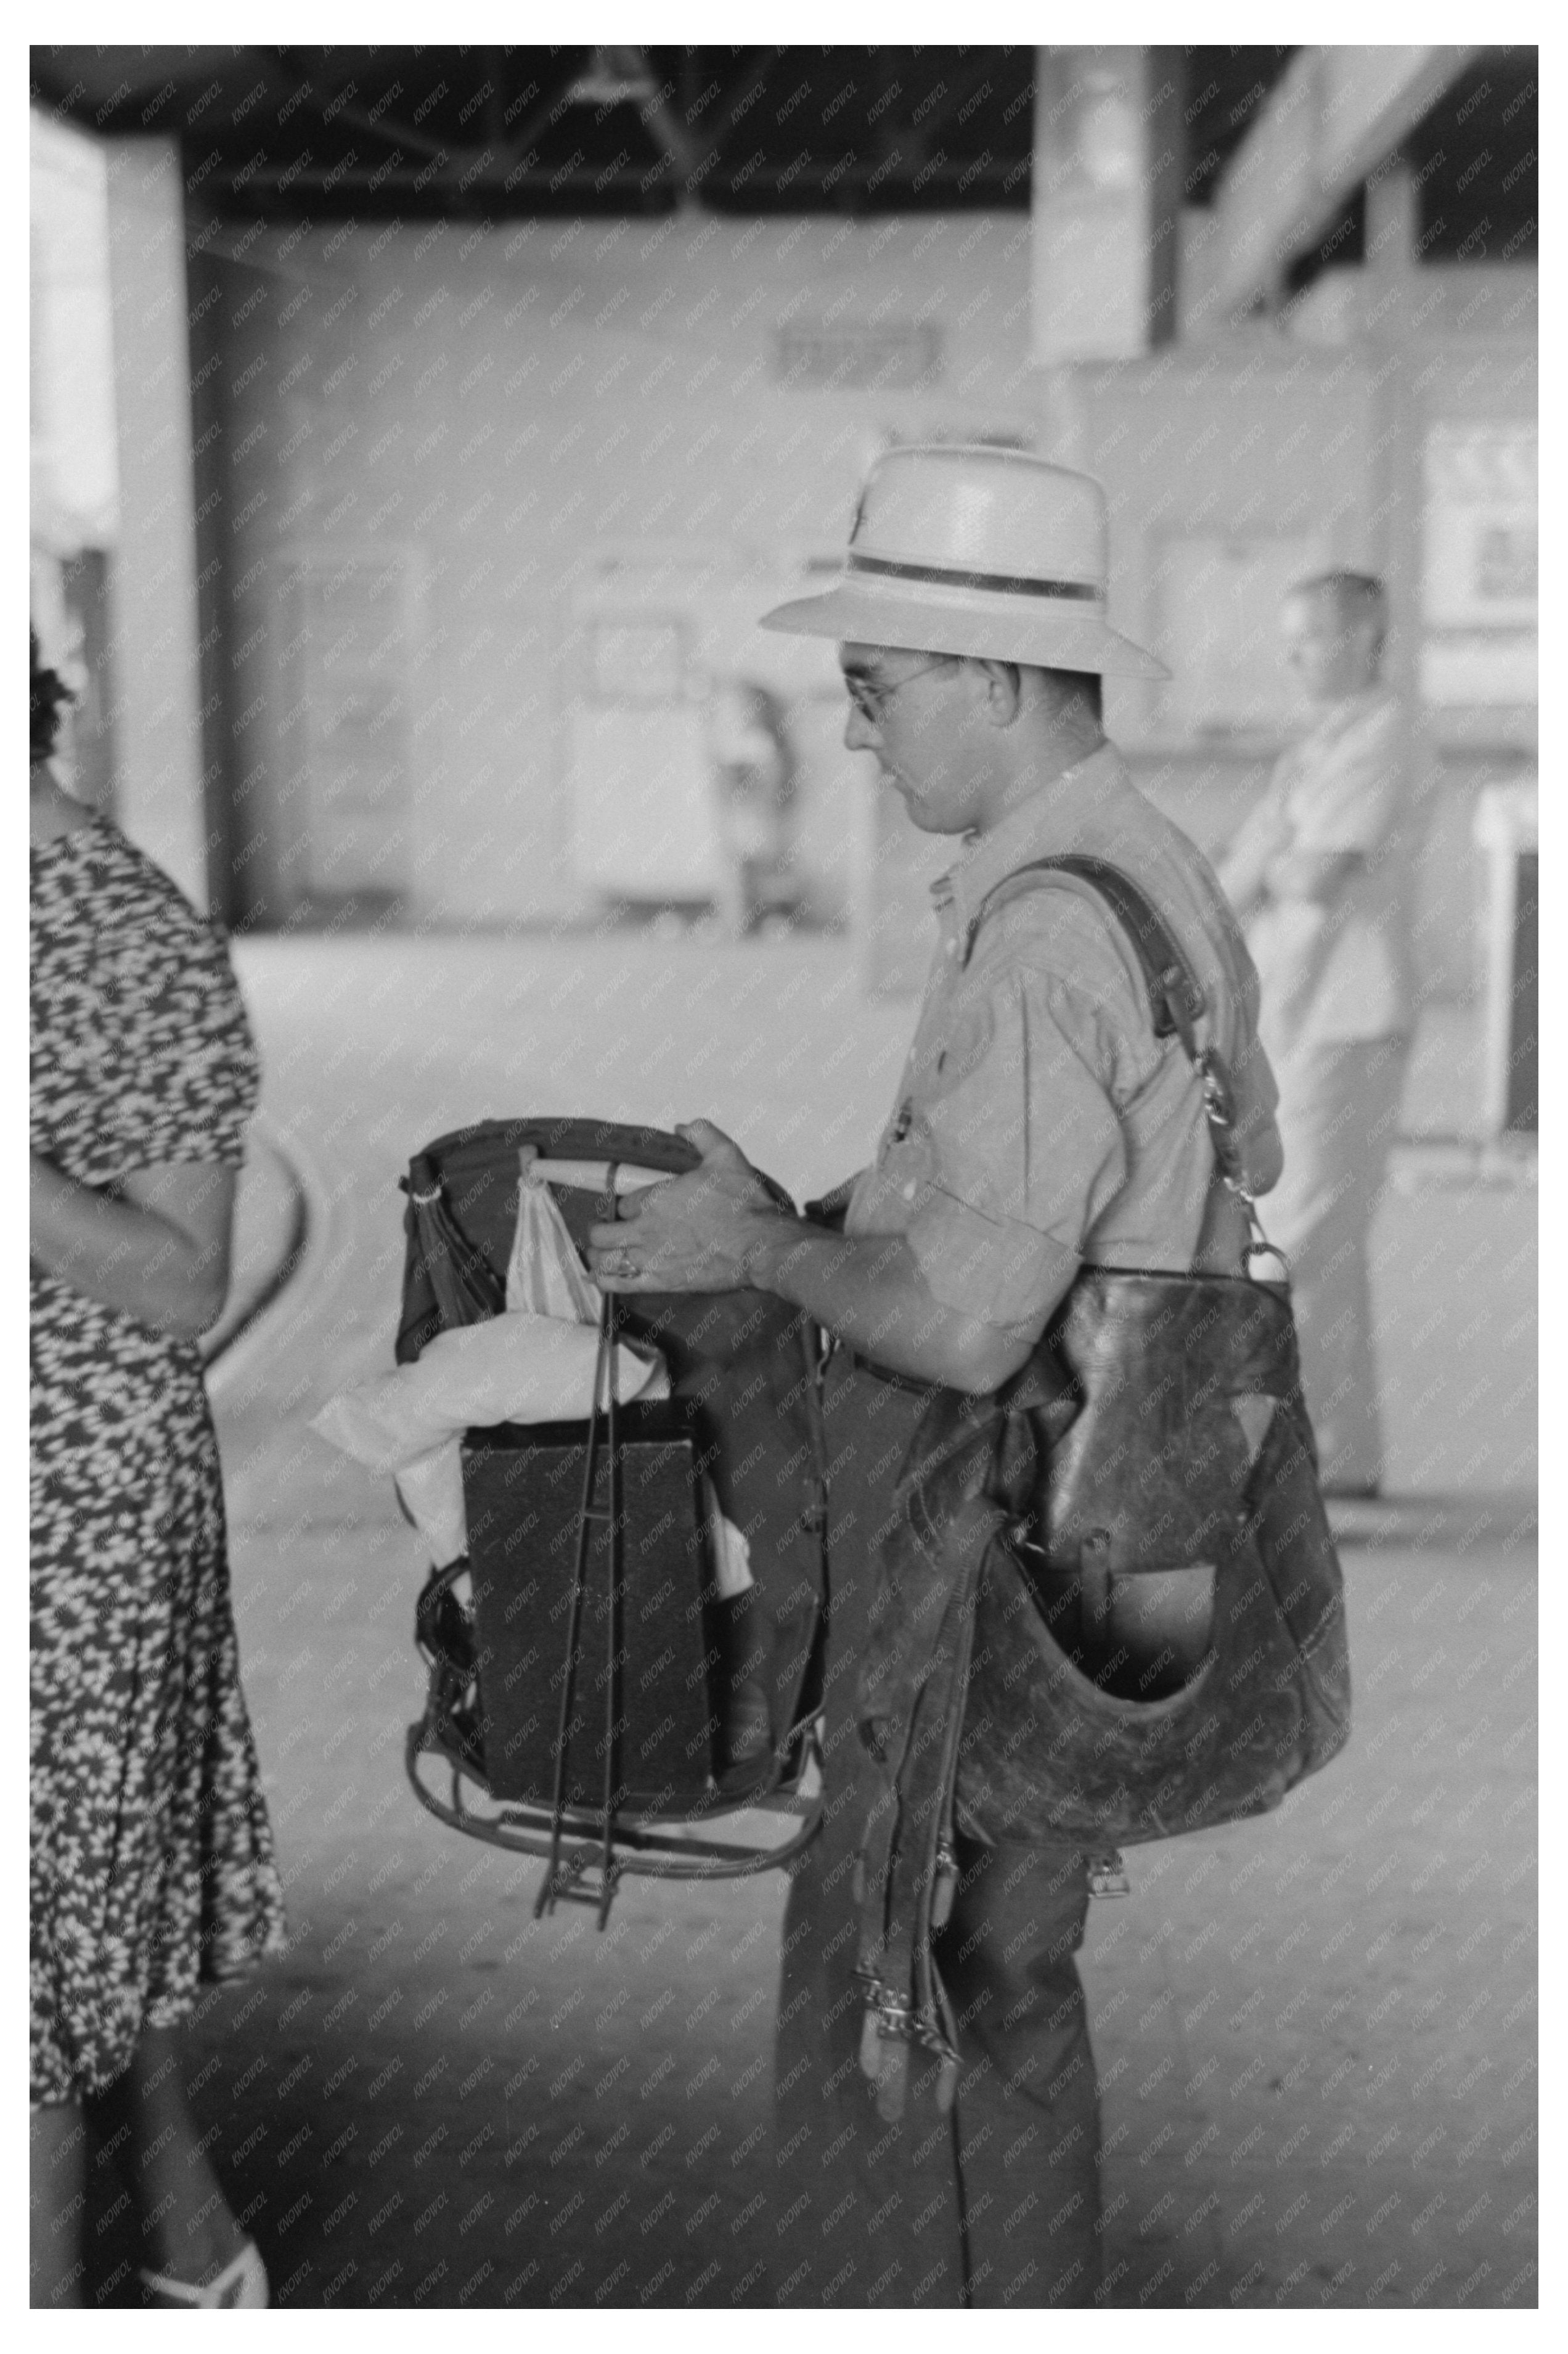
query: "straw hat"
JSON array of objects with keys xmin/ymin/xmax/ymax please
[{"xmin": 760, "ymin": 444, "xmax": 1167, "ymax": 679}]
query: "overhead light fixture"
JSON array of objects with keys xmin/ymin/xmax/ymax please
[{"xmin": 565, "ymin": 47, "xmax": 656, "ymax": 108}]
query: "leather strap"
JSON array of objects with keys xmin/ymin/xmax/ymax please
[
  {"xmin": 962, "ymin": 852, "xmax": 1257, "ymax": 1206},
  {"xmin": 855, "ymin": 1489, "xmax": 988, "ymax": 2120},
  {"xmin": 401, "ymin": 1153, "xmax": 507, "ymax": 1339},
  {"xmin": 963, "ymin": 851, "xmax": 1207, "ymax": 1040}
]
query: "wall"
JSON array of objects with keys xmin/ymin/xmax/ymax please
[
  {"xmin": 200, "ymin": 208, "xmax": 1044, "ymax": 930},
  {"xmin": 105, "ymin": 138, "xmax": 210, "ymax": 907},
  {"xmin": 195, "ymin": 205, "xmax": 1535, "ymax": 1018},
  {"xmin": 1046, "ymin": 279, "xmax": 1536, "ymax": 1010}
]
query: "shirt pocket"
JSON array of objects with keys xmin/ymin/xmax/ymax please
[
  {"xmin": 915, "ymin": 995, "xmax": 995, "ymax": 1104},
  {"xmin": 872, "ymin": 1113, "xmax": 939, "ymax": 1209}
]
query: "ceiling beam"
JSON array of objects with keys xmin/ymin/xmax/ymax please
[
  {"xmin": 195, "ymin": 152, "xmax": 1029, "ymax": 208},
  {"xmin": 1208, "ymin": 43, "xmax": 1479, "ymax": 312},
  {"xmin": 200, "ymin": 161, "xmax": 669, "ymax": 203},
  {"xmin": 883, "ymin": 49, "xmax": 1000, "ymax": 157},
  {"xmin": 302, "ymin": 88, "xmax": 454, "ymax": 168},
  {"xmin": 640, "ymin": 86, "xmax": 706, "ymax": 195},
  {"xmin": 639, "ymin": 48, "xmax": 782, "ymax": 203}
]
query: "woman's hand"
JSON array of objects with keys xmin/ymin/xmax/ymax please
[{"xmin": 585, "ymin": 1119, "xmax": 796, "ymax": 1293}]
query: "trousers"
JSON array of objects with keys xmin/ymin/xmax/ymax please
[
  {"xmin": 1264, "ymin": 1035, "xmax": 1408, "ymax": 1489},
  {"xmin": 772, "ymin": 1355, "xmax": 1101, "ymax": 2308}
]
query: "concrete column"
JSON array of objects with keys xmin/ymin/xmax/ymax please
[
  {"xmin": 102, "ymin": 136, "xmax": 208, "ymax": 909},
  {"xmin": 1365, "ymin": 159, "xmax": 1419, "ymax": 282},
  {"xmin": 1031, "ymin": 46, "xmax": 1185, "ymax": 364}
]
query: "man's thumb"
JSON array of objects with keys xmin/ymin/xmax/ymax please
[{"xmin": 676, "ymin": 1118, "xmax": 744, "ymax": 1166}]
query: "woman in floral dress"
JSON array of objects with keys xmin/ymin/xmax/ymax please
[{"xmin": 29, "ymin": 637, "xmax": 285, "ymax": 2307}]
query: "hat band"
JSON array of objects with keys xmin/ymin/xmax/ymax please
[{"xmin": 847, "ymin": 550, "xmax": 1101, "ymax": 602}]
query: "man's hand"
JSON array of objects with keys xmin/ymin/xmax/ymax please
[
  {"xmin": 585, "ymin": 1119, "xmax": 796, "ymax": 1293},
  {"xmin": 587, "ymin": 1126, "xmax": 1042, "ymax": 1392}
]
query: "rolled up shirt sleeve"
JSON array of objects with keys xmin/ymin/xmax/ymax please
[{"xmin": 902, "ymin": 968, "xmax": 1128, "ymax": 1333}]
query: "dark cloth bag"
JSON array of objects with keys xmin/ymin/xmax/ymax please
[{"xmin": 396, "ymin": 1118, "xmax": 828, "ymax": 1778}]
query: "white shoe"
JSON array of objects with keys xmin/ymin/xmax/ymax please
[{"xmin": 141, "ymin": 2240, "xmax": 269, "ymax": 2308}]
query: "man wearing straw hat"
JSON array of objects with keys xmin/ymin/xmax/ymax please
[{"xmin": 587, "ymin": 446, "xmax": 1283, "ymax": 2307}]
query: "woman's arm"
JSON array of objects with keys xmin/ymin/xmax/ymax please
[{"xmin": 30, "ymin": 1155, "xmax": 238, "ymax": 1339}]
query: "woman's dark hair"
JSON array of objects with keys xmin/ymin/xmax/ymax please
[{"xmin": 31, "ymin": 629, "xmax": 71, "ymax": 762}]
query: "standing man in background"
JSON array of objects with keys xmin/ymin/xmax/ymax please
[{"xmin": 1219, "ymin": 571, "xmax": 1414, "ymax": 1495}]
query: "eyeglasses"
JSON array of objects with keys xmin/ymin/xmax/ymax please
[{"xmin": 842, "ymin": 656, "xmax": 952, "ymax": 726}]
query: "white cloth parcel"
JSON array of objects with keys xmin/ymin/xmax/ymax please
[
  {"xmin": 310, "ymin": 1310, "xmax": 672, "ymax": 1476},
  {"xmin": 505, "ymin": 1160, "xmax": 606, "ymax": 1321}
]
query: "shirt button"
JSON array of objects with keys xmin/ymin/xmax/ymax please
[{"xmin": 902, "ymin": 1181, "xmax": 917, "ymax": 1200}]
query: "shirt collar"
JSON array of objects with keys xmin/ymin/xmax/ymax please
[{"xmin": 929, "ymin": 740, "xmax": 1135, "ymax": 935}]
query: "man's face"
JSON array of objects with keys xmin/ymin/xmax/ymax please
[
  {"xmin": 837, "ymin": 642, "xmax": 983, "ymax": 835},
  {"xmin": 1280, "ymin": 589, "xmax": 1382, "ymax": 704}
]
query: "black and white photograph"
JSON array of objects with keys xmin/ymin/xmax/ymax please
[{"xmin": 27, "ymin": 14, "xmax": 1540, "ymax": 2318}]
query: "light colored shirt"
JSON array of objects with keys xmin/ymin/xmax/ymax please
[
  {"xmin": 1235, "ymin": 688, "xmax": 1413, "ymax": 1059},
  {"xmin": 845, "ymin": 742, "xmax": 1281, "ymax": 1337}
]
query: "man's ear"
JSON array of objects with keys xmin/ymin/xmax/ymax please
[{"xmin": 974, "ymin": 659, "xmax": 1023, "ymax": 725}]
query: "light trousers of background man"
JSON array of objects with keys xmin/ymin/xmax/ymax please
[
  {"xmin": 773, "ymin": 1353, "xmax": 1101, "ymax": 2310},
  {"xmin": 1262, "ymin": 1032, "xmax": 1409, "ymax": 1492}
]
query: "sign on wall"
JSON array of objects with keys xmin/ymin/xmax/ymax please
[
  {"xmin": 1419, "ymin": 421, "xmax": 1537, "ymax": 708},
  {"xmin": 1421, "ymin": 422, "xmax": 1537, "ymax": 627}
]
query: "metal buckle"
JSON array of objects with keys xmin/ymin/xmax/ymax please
[
  {"xmin": 1198, "ymin": 1055, "xmax": 1236, "ymax": 1129},
  {"xmin": 1087, "ymin": 1849, "xmax": 1131, "ymax": 1898},
  {"xmin": 1244, "ymin": 1238, "xmax": 1291, "ymax": 1285},
  {"xmin": 854, "ymin": 1971, "xmax": 958, "ymax": 2064}
]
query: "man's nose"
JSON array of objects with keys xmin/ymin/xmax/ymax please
[{"xmin": 844, "ymin": 703, "xmax": 876, "ymax": 753}]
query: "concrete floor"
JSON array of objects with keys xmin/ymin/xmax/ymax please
[{"xmin": 86, "ymin": 936, "xmax": 1537, "ymax": 2308}]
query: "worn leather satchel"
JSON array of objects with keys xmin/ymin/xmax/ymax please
[{"xmin": 850, "ymin": 857, "xmax": 1351, "ymax": 2117}]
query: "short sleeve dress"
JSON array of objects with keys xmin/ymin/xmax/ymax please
[{"xmin": 30, "ymin": 815, "xmax": 286, "ymax": 2105}]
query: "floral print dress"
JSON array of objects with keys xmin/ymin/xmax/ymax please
[{"xmin": 30, "ymin": 817, "xmax": 285, "ymax": 2104}]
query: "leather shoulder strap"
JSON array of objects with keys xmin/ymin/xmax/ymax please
[
  {"xmin": 963, "ymin": 851, "xmax": 1254, "ymax": 1201},
  {"xmin": 962, "ymin": 851, "xmax": 1207, "ymax": 1051}
]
